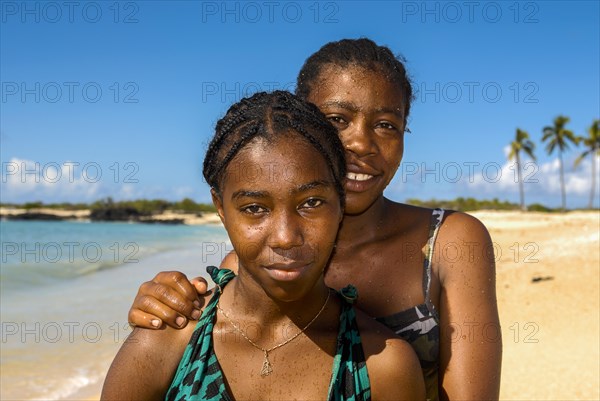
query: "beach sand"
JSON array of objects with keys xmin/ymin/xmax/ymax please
[
  {"xmin": 470, "ymin": 210, "xmax": 600, "ymax": 400},
  {"xmin": 13, "ymin": 210, "xmax": 597, "ymax": 400}
]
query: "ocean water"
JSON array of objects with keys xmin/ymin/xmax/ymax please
[{"xmin": 0, "ymin": 220, "xmax": 230, "ymax": 400}]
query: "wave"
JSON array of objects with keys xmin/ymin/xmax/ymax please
[{"xmin": 0, "ymin": 220, "xmax": 229, "ymax": 293}]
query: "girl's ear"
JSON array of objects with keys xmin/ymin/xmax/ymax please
[{"xmin": 211, "ymin": 188, "xmax": 226, "ymax": 225}]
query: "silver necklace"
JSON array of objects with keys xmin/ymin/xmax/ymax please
[{"xmin": 216, "ymin": 289, "xmax": 331, "ymax": 377}]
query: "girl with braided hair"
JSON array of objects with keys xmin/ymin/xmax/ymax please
[
  {"xmin": 127, "ymin": 38, "xmax": 502, "ymax": 401},
  {"xmin": 102, "ymin": 90, "xmax": 424, "ymax": 401}
]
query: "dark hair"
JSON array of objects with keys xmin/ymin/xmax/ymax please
[
  {"xmin": 296, "ymin": 38, "xmax": 414, "ymax": 129},
  {"xmin": 203, "ymin": 90, "xmax": 346, "ymax": 207}
]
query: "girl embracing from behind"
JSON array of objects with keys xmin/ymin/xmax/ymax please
[
  {"xmin": 129, "ymin": 38, "xmax": 502, "ymax": 401},
  {"xmin": 102, "ymin": 91, "xmax": 424, "ymax": 401}
]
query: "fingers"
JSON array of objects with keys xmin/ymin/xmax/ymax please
[
  {"xmin": 132, "ymin": 291, "xmax": 193, "ymax": 329},
  {"xmin": 190, "ymin": 277, "xmax": 209, "ymax": 295},
  {"xmin": 149, "ymin": 271, "xmax": 203, "ymax": 319},
  {"xmin": 128, "ymin": 308, "xmax": 163, "ymax": 329},
  {"xmin": 156, "ymin": 271, "xmax": 199, "ymax": 303},
  {"xmin": 127, "ymin": 271, "xmax": 207, "ymax": 330},
  {"xmin": 149, "ymin": 279, "xmax": 200, "ymax": 316}
]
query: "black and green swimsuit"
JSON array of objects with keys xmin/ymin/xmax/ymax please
[{"xmin": 166, "ymin": 266, "xmax": 371, "ymax": 401}]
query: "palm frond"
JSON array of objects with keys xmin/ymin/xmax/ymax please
[{"xmin": 574, "ymin": 150, "xmax": 591, "ymax": 167}]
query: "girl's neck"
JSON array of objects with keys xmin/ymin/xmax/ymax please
[
  {"xmin": 220, "ymin": 272, "xmax": 331, "ymax": 326},
  {"xmin": 336, "ymin": 195, "xmax": 391, "ymax": 246}
]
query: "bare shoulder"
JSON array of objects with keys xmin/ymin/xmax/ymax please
[
  {"xmin": 385, "ymin": 200, "xmax": 435, "ymax": 232},
  {"xmin": 440, "ymin": 210, "xmax": 491, "ymax": 240},
  {"xmin": 123, "ymin": 321, "xmax": 194, "ymax": 358},
  {"xmin": 354, "ymin": 309, "xmax": 425, "ymax": 401},
  {"xmin": 219, "ymin": 251, "xmax": 239, "ymax": 273},
  {"xmin": 389, "ymin": 201, "xmax": 491, "ymax": 241},
  {"xmin": 355, "ymin": 309, "xmax": 416, "ymax": 365},
  {"xmin": 434, "ymin": 210, "xmax": 495, "ymax": 283},
  {"xmin": 101, "ymin": 294, "xmax": 211, "ymax": 400}
]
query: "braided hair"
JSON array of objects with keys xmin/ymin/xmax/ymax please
[
  {"xmin": 203, "ymin": 90, "xmax": 346, "ymax": 208},
  {"xmin": 296, "ymin": 38, "xmax": 414, "ymax": 129}
]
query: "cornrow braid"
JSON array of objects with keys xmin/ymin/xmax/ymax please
[
  {"xmin": 203, "ymin": 91, "xmax": 346, "ymax": 208},
  {"xmin": 296, "ymin": 37, "xmax": 414, "ymax": 129}
]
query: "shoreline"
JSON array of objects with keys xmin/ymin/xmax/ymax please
[
  {"xmin": 1, "ymin": 229, "xmax": 228, "ymax": 401},
  {"xmin": 2, "ymin": 210, "xmax": 598, "ymax": 400},
  {"xmin": 0, "ymin": 207, "xmax": 222, "ymax": 225}
]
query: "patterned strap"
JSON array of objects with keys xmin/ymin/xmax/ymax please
[
  {"xmin": 207, "ymin": 265, "xmax": 236, "ymax": 292},
  {"xmin": 166, "ymin": 267, "xmax": 234, "ymax": 401},
  {"xmin": 422, "ymin": 208, "xmax": 445, "ymax": 317},
  {"xmin": 327, "ymin": 285, "xmax": 371, "ymax": 401},
  {"xmin": 339, "ymin": 285, "xmax": 358, "ymax": 304}
]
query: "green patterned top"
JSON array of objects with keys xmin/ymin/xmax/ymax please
[{"xmin": 166, "ymin": 266, "xmax": 371, "ymax": 401}]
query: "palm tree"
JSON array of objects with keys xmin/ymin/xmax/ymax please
[
  {"xmin": 574, "ymin": 119, "xmax": 600, "ymax": 209},
  {"xmin": 542, "ymin": 116, "xmax": 578, "ymax": 211},
  {"xmin": 508, "ymin": 128, "xmax": 536, "ymax": 210}
]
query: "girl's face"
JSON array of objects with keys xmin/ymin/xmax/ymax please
[
  {"xmin": 307, "ymin": 65, "xmax": 406, "ymax": 215},
  {"xmin": 212, "ymin": 134, "xmax": 343, "ymax": 302}
]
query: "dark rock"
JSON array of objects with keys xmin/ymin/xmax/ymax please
[
  {"xmin": 531, "ymin": 276, "xmax": 554, "ymax": 283},
  {"xmin": 138, "ymin": 218, "xmax": 184, "ymax": 225},
  {"xmin": 5, "ymin": 212, "xmax": 66, "ymax": 221},
  {"xmin": 90, "ymin": 206, "xmax": 142, "ymax": 221}
]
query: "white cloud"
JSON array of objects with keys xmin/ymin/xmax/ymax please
[
  {"xmin": 1, "ymin": 158, "xmax": 100, "ymax": 202},
  {"xmin": 1, "ymin": 158, "xmax": 182, "ymax": 203},
  {"xmin": 465, "ymin": 154, "xmax": 600, "ymax": 206}
]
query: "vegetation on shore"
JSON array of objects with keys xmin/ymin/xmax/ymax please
[
  {"xmin": 0, "ymin": 197, "xmax": 218, "ymax": 222},
  {"xmin": 3, "ymin": 197, "xmax": 595, "ymax": 217},
  {"xmin": 405, "ymin": 197, "xmax": 567, "ymax": 212}
]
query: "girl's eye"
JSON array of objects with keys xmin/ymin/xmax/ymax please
[
  {"xmin": 327, "ymin": 115, "xmax": 347, "ymax": 125},
  {"xmin": 376, "ymin": 121, "xmax": 397, "ymax": 130},
  {"xmin": 241, "ymin": 205, "xmax": 267, "ymax": 215},
  {"xmin": 300, "ymin": 198, "xmax": 323, "ymax": 209}
]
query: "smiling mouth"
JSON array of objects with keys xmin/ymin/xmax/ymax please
[{"xmin": 346, "ymin": 172, "xmax": 373, "ymax": 181}]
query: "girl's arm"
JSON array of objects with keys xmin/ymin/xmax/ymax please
[
  {"xmin": 101, "ymin": 326, "xmax": 190, "ymax": 400},
  {"xmin": 436, "ymin": 212, "xmax": 502, "ymax": 401},
  {"xmin": 128, "ymin": 252, "xmax": 238, "ymax": 328}
]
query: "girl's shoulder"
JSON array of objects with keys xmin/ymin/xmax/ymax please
[
  {"xmin": 101, "ymin": 316, "xmax": 197, "ymax": 399},
  {"xmin": 354, "ymin": 307, "xmax": 416, "ymax": 363},
  {"xmin": 389, "ymin": 200, "xmax": 490, "ymax": 237},
  {"xmin": 383, "ymin": 201, "xmax": 445, "ymax": 238},
  {"xmin": 354, "ymin": 308, "xmax": 425, "ymax": 400}
]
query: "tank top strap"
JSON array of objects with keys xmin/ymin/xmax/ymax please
[
  {"xmin": 166, "ymin": 267, "xmax": 234, "ymax": 401},
  {"xmin": 338, "ymin": 284, "xmax": 358, "ymax": 304},
  {"xmin": 207, "ymin": 265, "xmax": 236, "ymax": 293},
  {"xmin": 198, "ymin": 266, "xmax": 236, "ymax": 318},
  {"xmin": 422, "ymin": 208, "xmax": 445, "ymax": 317},
  {"xmin": 327, "ymin": 285, "xmax": 371, "ymax": 401}
]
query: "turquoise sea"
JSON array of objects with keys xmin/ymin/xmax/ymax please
[{"xmin": 0, "ymin": 220, "xmax": 229, "ymax": 400}]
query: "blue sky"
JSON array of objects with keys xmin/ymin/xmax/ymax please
[{"xmin": 1, "ymin": 0, "xmax": 599, "ymax": 208}]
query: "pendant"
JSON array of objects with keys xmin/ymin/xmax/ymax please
[{"xmin": 260, "ymin": 351, "xmax": 273, "ymax": 377}]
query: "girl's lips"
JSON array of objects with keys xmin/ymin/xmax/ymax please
[
  {"xmin": 345, "ymin": 173, "xmax": 379, "ymax": 193},
  {"xmin": 345, "ymin": 160, "xmax": 380, "ymax": 192},
  {"xmin": 346, "ymin": 172, "xmax": 373, "ymax": 181},
  {"xmin": 264, "ymin": 263, "xmax": 310, "ymax": 282}
]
